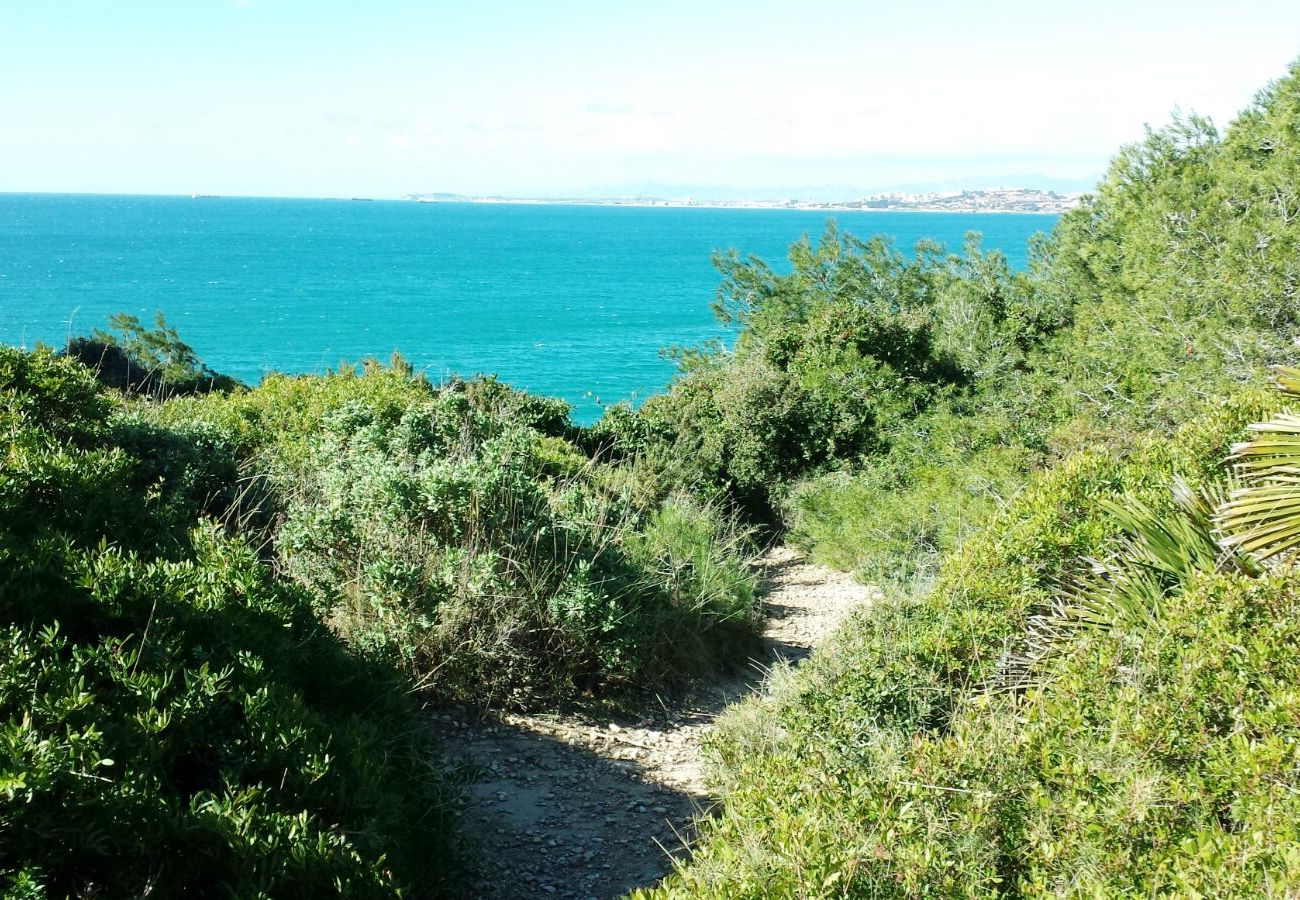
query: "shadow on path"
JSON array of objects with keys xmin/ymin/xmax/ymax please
[
  {"xmin": 440, "ymin": 708, "xmax": 706, "ymax": 899},
  {"xmin": 437, "ymin": 546, "xmax": 876, "ymax": 899}
]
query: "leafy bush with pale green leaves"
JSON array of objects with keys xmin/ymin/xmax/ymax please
[
  {"xmin": 128, "ymin": 352, "xmax": 761, "ymax": 705},
  {"xmin": 268, "ymin": 381, "xmax": 758, "ymax": 704},
  {"xmin": 0, "ymin": 348, "xmax": 453, "ymax": 897}
]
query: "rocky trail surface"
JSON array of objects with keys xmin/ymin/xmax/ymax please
[{"xmin": 439, "ymin": 546, "xmax": 877, "ymax": 899}]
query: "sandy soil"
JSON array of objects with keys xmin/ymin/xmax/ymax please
[{"xmin": 439, "ymin": 546, "xmax": 877, "ymax": 899}]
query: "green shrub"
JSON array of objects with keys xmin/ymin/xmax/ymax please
[
  {"xmin": 64, "ymin": 311, "xmax": 241, "ymax": 397},
  {"xmin": 1038, "ymin": 63, "xmax": 1300, "ymax": 426},
  {"xmin": 621, "ymin": 225, "xmax": 1057, "ymax": 526},
  {"xmin": 786, "ymin": 439, "xmax": 1030, "ymax": 591},
  {"xmin": 462, "ymin": 374, "xmax": 573, "ymax": 438},
  {"xmin": 639, "ymin": 391, "xmax": 1279, "ymax": 897},
  {"xmin": 270, "ymin": 386, "xmax": 760, "ymax": 704},
  {"xmin": 621, "ymin": 495, "xmax": 760, "ymax": 663},
  {"xmin": 111, "ymin": 351, "xmax": 761, "ymax": 707},
  {"xmin": 0, "ymin": 532, "xmax": 450, "ymax": 898},
  {"xmin": 0, "ymin": 349, "xmax": 453, "ymax": 897}
]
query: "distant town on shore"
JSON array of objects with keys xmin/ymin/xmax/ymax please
[{"xmin": 402, "ymin": 187, "xmax": 1081, "ymax": 214}]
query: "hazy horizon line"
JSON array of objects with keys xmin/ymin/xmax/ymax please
[{"xmin": 2, "ymin": 178, "xmax": 1102, "ymax": 204}]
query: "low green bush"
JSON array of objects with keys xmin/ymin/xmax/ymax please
[
  {"xmin": 269, "ymin": 384, "xmax": 759, "ymax": 704},
  {"xmin": 638, "ymin": 390, "xmax": 1281, "ymax": 897},
  {"xmin": 1, "ymin": 532, "xmax": 449, "ymax": 898},
  {"xmin": 785, "ymin": 435, "xmax": 1030, "ymax": 591},
  {"xmin": 118, "ymin": 354, "xmax": 763, "ymax": 706},
  {"xmin": 0, "ymin": 348, "xmax": 453, "ymax": 897}
]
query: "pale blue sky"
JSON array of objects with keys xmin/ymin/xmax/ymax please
[{"xmin": 3, "ymin": 1, "xmax": 1298, "ymax": 198}]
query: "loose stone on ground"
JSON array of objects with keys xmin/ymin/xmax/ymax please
[{"xmin": 441, "ymin": 546, "xmax": 877, "ymax": 899}]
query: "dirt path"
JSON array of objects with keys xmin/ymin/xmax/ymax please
[{"xmin": 439, "ymin": 546, "xmax": 877, "ymax": 899}]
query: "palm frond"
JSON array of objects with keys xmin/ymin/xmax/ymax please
[
  {"xmin": 1217, "ymin": 371, "xmax": 1300, "ymax": 562},
  {"xmin": 1271, "ymin": 365, "xmax": 1300, "ymax": 398},
  {"xmin": 996, "ymin": 477, "xmax": 1252, "ymax": 692}
]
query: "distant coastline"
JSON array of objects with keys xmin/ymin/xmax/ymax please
[{"xmin": 402, "ymin": 188, "xmax": 1080, "ymax": 215}]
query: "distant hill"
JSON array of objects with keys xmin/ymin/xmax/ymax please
[
  {"xmin": 402, "ymin": 187, "xmax": 1080, "ymax": 213},
  {"xmin": 844, "ymin": 188, "xmax": 1080, "ymax": 213}
]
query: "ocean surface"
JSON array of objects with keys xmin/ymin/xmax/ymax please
[{"xmin": 0, "ymin": 194, "xmax": 1056, "ymax": 422}]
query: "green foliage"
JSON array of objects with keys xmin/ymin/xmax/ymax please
[
  {"xmin": 262, "ymin": 379, "xmax": 758, "ymax": 704},
  {"xmin": 461, "ymin": 374, "xmax": 573, "ymax": 438},
  {"xmin": 141, "ymin": 359, "xmax": 438, "ymax": 472},
  {"xmin": 1219, "ymin": 366, "xmax": 1300, "ymax": 560},
  {"xmin": 621, "ymin": 495, "xmax": 760, "ymax": 646},
  {"xmin": 1039, "ymin": 64, "xmax": 1300, "ymax": 425},
  {"xmin": 641, "ymin": 352, "xmax": 876, "ymax": 519},
  {"xmin": 1, "ymin": 534, "xmax": 448, "ymax": 898},
  {"xmin": 0, "ymin": 348, "xmax": 452, "ymax": 897},
  {"xmin": 625, "ymin": 225, "xmax": 1056, "ymax": 523},
  {"xmin": 1, "ymin": 329, "xmax": 764, "ymax": 892},
  {"xmin": 784, "ymin": 405, "xmax": 1034, "ymax": 589},
  {"xmin": 638, "ymin": 388, "xmax": 1289, "ymax": 898},
  {"xmin": 1004, "ymin": 476, "xmax": 1263, "ymax": 690},
  {"xmin": 648, "ymin": 569, "xmax": 1300, "ymax": 898},
  {"xmin": 116, "ymin": 352, "xmax": 762, "ymax": 706},
  {"xmin": 65, "ymin": 311, "xmax": 240, "ymax": 397},
  {"xmin": 1, "ymin": 346, "xmax": 111, "ymax": 439}
]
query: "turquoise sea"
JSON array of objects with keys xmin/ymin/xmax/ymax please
[{"xmin": 0, "ymin": 194, "xmax": 1056, "ymax": 422}]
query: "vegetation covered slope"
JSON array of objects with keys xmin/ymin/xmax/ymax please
[
  {"xmin": 1, "ymin": 331, "xmax": 759, "ymax": 893},
  {"xmin": 614, "ymin": 63, "xmax": 1300, "ymax": 594},
  {"xmin": 0, "ymin": 349, "xmax": 450, "ymax": 897},
  {"xmin": 626, "ymin": 61, "xmax": 1300, "ymax": 898},
  {"xmin": 638, "ymin": 390, "xmax": 1299, "ymax": 896}
]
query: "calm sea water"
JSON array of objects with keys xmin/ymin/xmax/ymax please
[{"xmin": 0, "ymin": 194, "xmax": 1055, "ymax": 422}]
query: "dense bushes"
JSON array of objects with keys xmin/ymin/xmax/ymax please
[
  {"xmin": 148, "ymin": 362, "xmax": 761, "ymax": 704},
  {"xmin": 1, "ymin": 534, "xmax": 449, "ymax": 898},
  {"xmin": 638, "ymin": 390, "xmax": 1289, "ymax": 897},
  {"xmin": 1, "ymin": 327, "xmax": 763, "ymax": 892},
  {"xmin": 783, "ymin": 405, "xmax": 1036, "ymax": 589},
  {"xmin": 608, "ymin": 63, "xmax": 1300, "ymax": 596},
  {"xmin": 627, "ymin": 229, "xmax": 1054, "ymax": 524},
  {"xmin": 38, "ymin": 314, "xmax": 766, "ymax": 706},
  {"xmin": 1038, "ymin": 67, "xmax": 1300, "ymax": 424},
  {"xmin": 268, "ymin": 385, "xmax": 757, "ymax": 703},
  {"xmin": 0, "ymin": 349, "xmax": 452, "ymax": 897}
]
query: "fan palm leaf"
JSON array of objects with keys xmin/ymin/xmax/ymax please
[
  {"xmin": 1272, "ymin": 364, "xmax": 1300, "ymax": 397},
  {"xmin": 1000, "ymin": 367, "xmax": 1298, "ymax": 692},
  {"xmin": 1218, "ymin": 366, "xmax": 1300, "ymax": 562},
  {"xmin": 997, "ymin": 476, "xmax": 1258, "ymax": 691}
]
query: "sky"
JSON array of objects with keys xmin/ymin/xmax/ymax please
[{"xmin": 2, "ymin": 1, "xmax": 1299, "ymax": 199}]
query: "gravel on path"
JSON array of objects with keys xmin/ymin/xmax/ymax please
[{"xmin": 441, "ymin": 546, "xmax": 878, "ymax": 899}]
